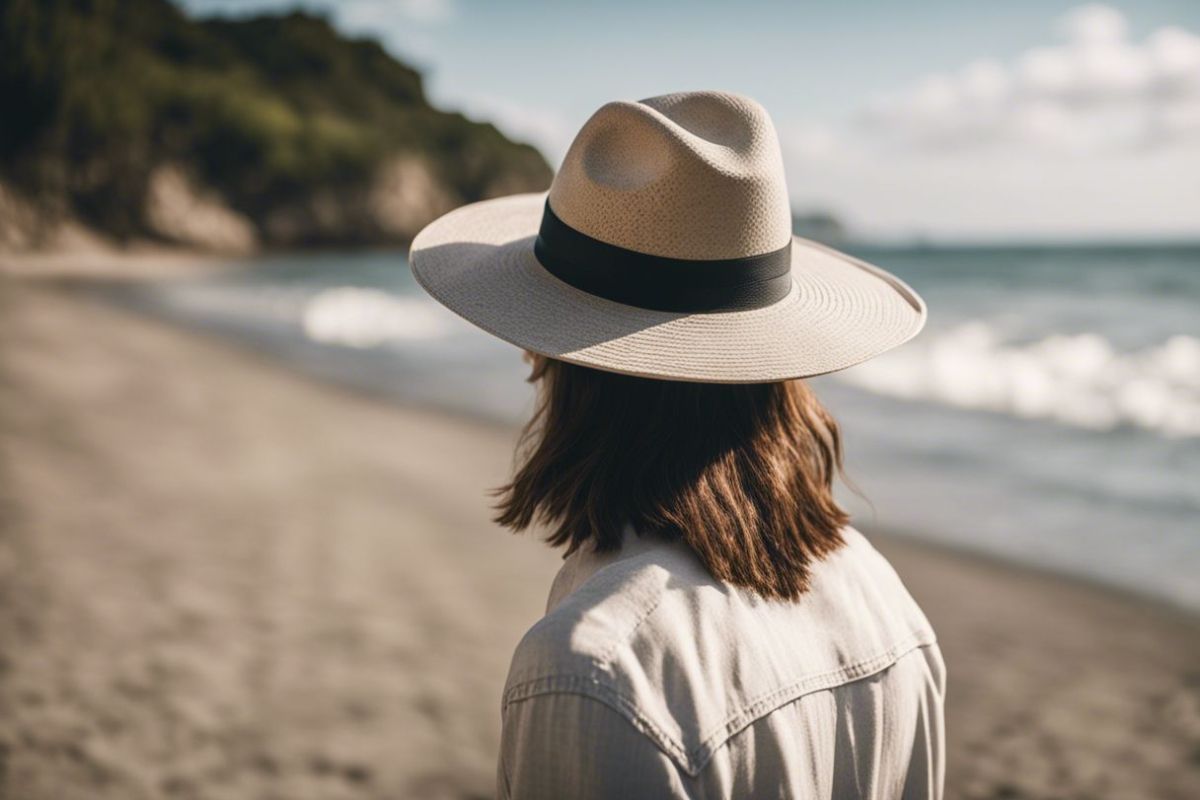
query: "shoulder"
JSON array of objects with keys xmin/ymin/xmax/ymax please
[
  {"xmin": 502, "ymin": 536, "xmax": 710, "ymax": 771},
  {"xmin": 505, "ymin": 528, "xmax": 930, "ymax": 688},
  {"xmin": 503, "ymin": 538, "xmax": 683, "ymax": 713},
  {"xmin": 503, "ymin": 527, "xmax": 937, "ymax": 775},
  {"xmin": 498, "ymin": 688, "xmax": 684, "ymax": 799}
]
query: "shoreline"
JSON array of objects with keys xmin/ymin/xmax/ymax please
[
  {"xmin": 3, "ymin": 275, "xmax": 1199, "ymax": 798},
  {"xmin": 116, "ymin": 287, "xmax": 1200, "ymax": 621},
  {"xmin": 86, "ymin": 273, "xmax": 1200, "ymax": 620},
  {"xmin": 866, "ymin": 521, "xmax": 1200, "ymax": 624}
]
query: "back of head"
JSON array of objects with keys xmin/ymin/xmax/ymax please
[{"xmin": 495, "ymin": 357, "xmax": 849, "ymax": 600}]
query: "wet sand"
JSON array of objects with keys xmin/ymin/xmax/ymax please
[{"xmin": 1, "ymin": 276, "xmax": 1198, "ymax": 799}]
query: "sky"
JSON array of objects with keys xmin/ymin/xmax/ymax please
[{"xmin": 180, "ymin": 0, "xmax": 1200, "ymax": 242}]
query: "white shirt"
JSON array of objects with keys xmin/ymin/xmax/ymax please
[{"xmin": 499, "ymin": 527, "xmax": 945, "ymax": 799}]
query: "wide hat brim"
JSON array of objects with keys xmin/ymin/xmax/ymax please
[{"xmin": 409, "ymin": 192, "xmax": 926, "ymax": 383}]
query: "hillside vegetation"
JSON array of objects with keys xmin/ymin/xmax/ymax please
[{"xmin": 0, "ymin": 0, "xmax": 552, "ymax": 250}]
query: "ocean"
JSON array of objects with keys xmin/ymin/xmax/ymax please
[{"xmin": 108, "ymin": 243, "xmax": 1200, "ymax": 611}]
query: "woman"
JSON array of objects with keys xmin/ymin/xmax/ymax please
[{"xmin": 410, "ymin": 91, "xmax": 943, "ymax": 799}]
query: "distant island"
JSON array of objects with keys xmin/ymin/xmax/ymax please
[
  {"xmin": 792, "ymin": 211, "xmax": 847, "ymax": 246},
  {"xmin": 0, "ymin": 0, "xmax": 552, "ymax": 253}
]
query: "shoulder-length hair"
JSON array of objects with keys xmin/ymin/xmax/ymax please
[{"xmin": 494, "ymin": 355, "xmax": 850, "ymax": 600}]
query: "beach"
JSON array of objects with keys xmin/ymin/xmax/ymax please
[{"xmin": 1, "ymin": 273, "xmax": 1198, "ymax": 800}]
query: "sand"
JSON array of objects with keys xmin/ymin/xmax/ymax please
[
  {"xmin": 0, "ymin": 241, "xmax": 232, "ymax": 282},
  {"xmin": 1, "ymin": 275, "xmax": 1198, "ymax": 800}
]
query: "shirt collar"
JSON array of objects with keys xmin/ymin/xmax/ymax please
[{"xmin": 545, "ymin": 524, "xmax": 670, "ymax": 614}]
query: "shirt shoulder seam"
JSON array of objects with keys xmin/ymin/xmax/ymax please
[
  {"xmin": 503, "ymin": 672, "xmax": 695, "ymax": 769},
  {"xmin": 691, "ymin": 630, "xmax": 937, "ymax": 769},
  {"xmin": 502, "ymin": 630, "xmax": 938, "ymax": 776}
]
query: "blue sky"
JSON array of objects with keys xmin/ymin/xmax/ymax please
[{"xmin": 181, "ymin": 1, "xmax": 1200, "ymax": 240}]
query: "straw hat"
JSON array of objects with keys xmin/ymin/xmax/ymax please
[{"xmin": 410, "ymin": 90, "xmax": 925, "ymax": 383}]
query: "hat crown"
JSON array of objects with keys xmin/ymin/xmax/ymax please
[{"xmin": 547, "ymin": 91, "xmax": 793, "ymax": 261}]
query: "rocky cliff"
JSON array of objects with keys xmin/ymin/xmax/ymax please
[{"xmin": 0, "ymin": 0, "xmax": 553, "ymax": 253}]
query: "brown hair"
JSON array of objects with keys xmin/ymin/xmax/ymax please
[{"xmin": 494, "ymin": 356, "xmax": 850, "ymax": 600}]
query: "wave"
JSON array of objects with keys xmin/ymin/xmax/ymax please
[
  {"xmin": 835, "ymin": 322, "xmax": 1200, "ymax": 438},
  {"xmin": 302, "ymin": 287, "xmax": 452, "ymax": 347},
  {"xmin": 297, "ymin": 288, "xmax": 1200, "ymax": 438}
]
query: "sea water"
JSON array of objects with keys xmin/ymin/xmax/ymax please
[{"xmin": 111, "ymin": 243, "xmax": 1200, "ymax": 611}]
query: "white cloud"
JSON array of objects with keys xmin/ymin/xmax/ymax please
[
  {"xmin": 779, "ymin": 6, "xmax": 1200, "ymax": 240},
  {"xmin": 786, "ymin": 124, "xmax": 844, "ymax": 162},
  {"xmin": 781, "ymin": 136, "xmax": 1200, "ymax": 240},
  {"xmin": 1060, "ymin": 3, "xmax": 1128, "ymax": 44},
  {"xmin": 855, "ymin": 5, "xmax": 1200, "ymax": 155}
]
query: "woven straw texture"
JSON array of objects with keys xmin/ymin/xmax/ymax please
[
  {"xmin": 549, "ymin": 92, "xmax": 792, "ymax": 260},
  {"xmin": 410, "ymin": 91, "xmax": 926, "ymax": 383}
]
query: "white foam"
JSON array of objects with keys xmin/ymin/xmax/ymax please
[
  {"xmin": 836, "ymin": 322, "xmax": 1200, "ymax": 437},
  {"xmin": 302, "ymin": 287, "xmax": 450, "ymax": 347}
]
